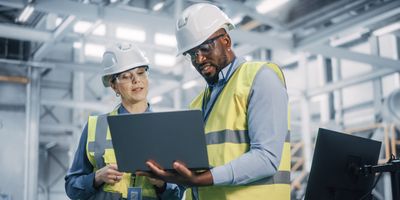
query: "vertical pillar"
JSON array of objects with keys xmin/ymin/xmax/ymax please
[
  {"xmin": 369, "ymin": 36, "xmax": 383, "ymax": 122},
  {"xmin": 24, "ymin": 66, "xmax": 41, "ymax": 200},
  {"xmin": 71, "ymin": 40, "xmax": 85, "ymax": 158},
  {"xmin": 332, "ymin": 58, "xmax": 344, "ymax": 128},
  {"xmin": 299, "ymin": 53, "xmax": 313, "ymax": 171}
]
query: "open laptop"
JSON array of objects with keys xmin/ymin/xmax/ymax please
[{"xmin": 107, "ymin": 110, "xmax": 209, "ymax": 173}]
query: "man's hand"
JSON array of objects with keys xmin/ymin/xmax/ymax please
[
  {"xmin": 94, "ymin": 164, "xmax": 124, "ymax": 187},
  {"xmin": 147, "ymin": 177, "xmax": 165, "ymax": 188},
  {"xmin": 137, "ymin": 160, "xmax": 213, "ymax": 187}
]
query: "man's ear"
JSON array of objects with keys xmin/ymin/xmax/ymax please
[{"xmin": 222, "ymin": 34, "xmax": 232, "ymax": 50}]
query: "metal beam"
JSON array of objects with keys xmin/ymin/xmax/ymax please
[
  {"xmin": 40, "ymin": 124, "xmax": 80, "ymax": 133},
  {"xmin": 33, "ymin": 0, "xmax": 175, "ymax": 32},
  {"xmin": 214, "ymin": 0, "xmax": 285, "ymax": 30},
  {"xmin": 41, "ymin": 99, "xmax": 111, "ymax": 112},
  {"xmin": 295, "ymin": 0, "xmax": 400, "ymax": 49},
  {"xmin": 305, "ymin": 45, "xmax": 400, "ymax": 71},
  {"xmin": 0, "ymin": 23, "xmax": 52, "ymax": 42},
  {"xmin": 230, "ymin": 29, "xmax": 292, "ymax": 50},
  {"xmin": 24, "ymin": 67, "xmax": 41, "ymax": 200},
  {"xmin": 307, "ymin": 68, "xmax": 398, "ymax": 97},
  {"xmin": 33, "ymin": 16, "xmax": 77, "ymax": 61},
  {"xmin": 0, "ymin": 75, "xmax": 29, "ymax": 84},
  {"xmin": 234, "ymin": 44, "xmax": 260, "ymax": 57},
  {"xmin": 0, "ymin": 0, "xmax": 291, "ymax": 52},
  {"xmin": 0, "ymin": 58, "xmax": 179, "ymax": 82},
  {"xmin": 287, "ymin": 0, "xmax": 368, "ymax": 32}
]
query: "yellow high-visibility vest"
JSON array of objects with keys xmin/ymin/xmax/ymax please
[
  {"xmin": 86, "ymin": 109, "xmax": 158, "ymax": 199},
  {"xmin": 188, "ymin": 61, "xmax": 291, "ymax": 200}
]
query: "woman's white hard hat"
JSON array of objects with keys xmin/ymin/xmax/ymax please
[{"xmin": 101, "ymin": 43, "xmax": 149, "ymax": 87}]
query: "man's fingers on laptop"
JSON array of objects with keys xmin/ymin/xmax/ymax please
[
  {"xmin": 135, "ymin": 170, "xmax": 153, "ymax": 177},
  {"xmin": 147, "ymin": 160, "xmax": 164, "ymax": 169},
  {"xmin": 173, "ymin": 161, "xmax": 192, "ymax": 177},
  {"xmin": 146, "ymin": 161, "xmax": 166, "ymax": 175}
]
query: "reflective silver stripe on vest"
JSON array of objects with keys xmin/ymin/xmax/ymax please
[
  {"xmin": 205, "ymin": 130, "xmax": 249, "ymax": 145},
  {"xmin": 245, "ymin": 170, "xmax": 290, "ymax": 186},
  {"xmin": 90, "ymin": 114, "xmax": 111, "ymax": 169},
  {"xmin": 206, "ymin": 130, "xmax": 290, "ymax": 145},
  {"xmin": 87, "ymin": 140, "xmax": 113, "ymax": 153}
]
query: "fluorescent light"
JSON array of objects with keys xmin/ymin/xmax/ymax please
[
  {"xmin": 329, "ymin": 29, "xmax": 368, "ymax": 46},
  {"xmin": 73, "ymin": 21, "xmax": 93, "ymax": 33},
  {"xmin": 84, "ymin": 43, "xmax": 105, "ymax": 58},
  {"xmin": 373, "ymin": 22, "xmax": 400, "ymax": 36},
  {"xmin": 256, "ymin": 0, "xmax": 289, "ymax": 14},
  {"xmin": 150, "ymin": 96, "xmax": 163, "ymax": 104},
  {"xmin": 182, "ymin": 80, "xmax": 198, "ymax": 89},
  {"xmin": 153, "ymin": 2, "xmax": 165, "ymax": 11},
  {"xmin": 155, "ymin": 53, "xmax": 176, "ymax": 67},
  {"xmin": 116, "ymin": 27, "xmax": 146, "ymax": 42},
  {"xmin": 244, "ymin": 55, "xmax": 253, "ymax": 61},
  {"xmin": 55, "ymin": 17, "xmax": 63, "ymax": 27},
  {"xmin": 154, "ymin": 33, "xmax": 176, "ymax": 47},
  {"xmin": 16, "ymin": 5, "xmax": 34, "ymax": 22},
  {"xmin": 73, "ymin": 42, "xmax": 82, "ymax": 49},
  {"xmin": 93, "ymin": 24, "xmax": 106, "ymax": 36},
  {"xmin": 231, "ymin": 15, "xmax": 244, "ymax": 25}
]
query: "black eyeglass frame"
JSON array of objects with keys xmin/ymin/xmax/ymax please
[{"xmin": 183, "ymin": 34, "xmax": 226, "ymax": 60}]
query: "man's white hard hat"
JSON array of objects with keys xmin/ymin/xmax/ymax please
[
  {"xmin": 101, "ymin": 43, "xmax": 149, "ymax": 87},
  {"xmin": 175, "ymin": 3, "xmax": 235, "ymax": 55}
]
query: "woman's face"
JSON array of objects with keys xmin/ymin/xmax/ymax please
[{"xmin": 111, "ymin": 66, "xmax": 149, "ymax": 104}]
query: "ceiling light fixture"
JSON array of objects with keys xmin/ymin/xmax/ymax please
[
  {"xmin": 153, "ymin": 1, "xmax": 165, "ymax": 11},
  {"xmin": 182, "ymin": 80, "xmax": 198, "ymax": 89},
  {"xmin": 373, "ymin": 22, "xmax": 400, "ymax": 36},
  {"xmin": 256, "ymin": 0, "xmax": 289, "ymax": 14},
  {"xmin": 16, "ymin": 4, "xmax": 35, "ymax": 23}
]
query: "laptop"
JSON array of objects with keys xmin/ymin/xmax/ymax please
[{"xmin": 107, "ymin": 109, "xmax": 209, "ymax": 173}]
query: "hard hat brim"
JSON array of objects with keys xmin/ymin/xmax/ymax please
[{"xmin": 175, "ymin": 24, "xmax": 235, "ymax": 56}]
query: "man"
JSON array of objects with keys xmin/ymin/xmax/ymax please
[{"xmin": 142, "ymin": 3, "xmax": 290, "ymax": 200}]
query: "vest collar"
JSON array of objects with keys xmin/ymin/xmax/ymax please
[
  {"xmin": 117, "ymin": 103, "xmax": 152, "ymax": 114},
  {"xmin": 208, "ymin": 56, "xmax": 246, "ymax": 88}
]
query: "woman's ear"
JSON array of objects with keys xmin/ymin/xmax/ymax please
[{"xmin": 110, "ymin": 81, "xmax": 117, "ymax": 92}]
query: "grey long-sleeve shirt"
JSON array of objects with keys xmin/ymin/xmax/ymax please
[{"xmin": 205, "ymin": 57, "xmax": 289, "ymax": 185}]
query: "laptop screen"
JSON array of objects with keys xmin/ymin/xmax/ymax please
[
  {"xmin": 304, "ymin": 128, "xmax": 382, "ymax": 200},
  {"xmin": 107, "ymin": 110, "xmax": 209, "ymax": 172}
]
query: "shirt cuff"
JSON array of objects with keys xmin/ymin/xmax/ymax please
[
  {"xmin": 210, "ymin": 165, "xmax": 233, "ymax": 185},
  {"xmin": 84, "ymin": 172, "xmax": 98, "ymax": 193},
  {"xmin": 158, "ymin": 183, "xmax": 177, "ymax": 199}
]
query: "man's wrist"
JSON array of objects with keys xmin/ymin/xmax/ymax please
[{"xmin": 154, "ymin": 182, "xmax": 167, "ymax": 194}]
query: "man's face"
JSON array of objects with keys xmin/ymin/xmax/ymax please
[{"xmin": 184, "ymin": 31, "xmax": 230, "ymax": 84}]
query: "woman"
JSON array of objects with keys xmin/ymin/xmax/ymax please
[{"xmin": 65, "ymin": 43, "xmax": 183, "ymax": 200}]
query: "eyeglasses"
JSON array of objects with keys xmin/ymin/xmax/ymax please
[
  {"xmin": 183, "ymin": 34, "xmax": 226, "ymax": 61},
  {"xmin": 113, "ymin": 66, "xmax": 148, "ymax": 84}
]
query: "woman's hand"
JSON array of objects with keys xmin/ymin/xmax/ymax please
[{"xmin": 94, "ymin": 164, "xmax": 124, "ymax": 187}]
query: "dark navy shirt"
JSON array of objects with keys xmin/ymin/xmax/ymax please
[{"xmin": 64, "ymin": 104, "xmax": 184, "ymax": 199}]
